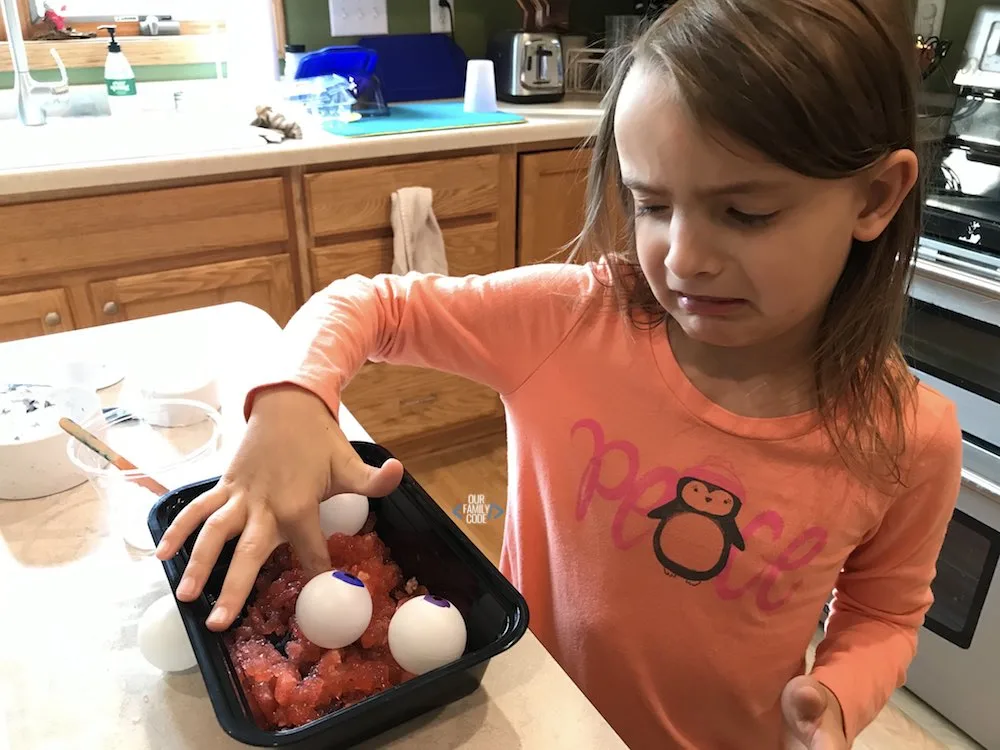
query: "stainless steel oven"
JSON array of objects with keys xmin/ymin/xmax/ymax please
[
  {"xmin": 898, "ymin": 18, "xmax": 1000, "ymax": 739},
  {"xmin": 902, "ymin": 260, "xmax": 1000, "ymax": 750}
]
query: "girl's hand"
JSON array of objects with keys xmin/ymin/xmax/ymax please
[
  {"xmin": 154, "ymin": 384, "xmax": 404, "ymax": 632},
  {"xmin": 781, "ymin": 676, "xmax": 848, "ymax": 750}
]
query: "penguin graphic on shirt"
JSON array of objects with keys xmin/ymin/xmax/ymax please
[{"xmin": 648, "ymin": 465, "xmax": 745, "ymax": 585}]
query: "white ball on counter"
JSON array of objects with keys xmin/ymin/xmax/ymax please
[
  {"xmin": 295, "ymin": 570, "xmax": 373, "ymax": 649},
  {"xmin": 318, "ymin": 493, "xmax": 369, "ymax": 538},
  {"xmin": 388, "ymin": 595, "xmax": 467, "ymax": 675},
  {"xmin": 137, "ymin": 594, "xmax": 197, "ymax": 673}
]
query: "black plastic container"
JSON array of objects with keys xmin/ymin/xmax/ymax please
[{"xmin": 147, "ymin": 441, "xmax": 529, "ymax": 749}]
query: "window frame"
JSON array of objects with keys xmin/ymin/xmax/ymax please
[
  {"xmin": 0, "ymin": 0, "xmax": 286, "ymax": 72},
  {"xmin": 53, "ymin": 1, "xmax": 220, "ymax": 22}
]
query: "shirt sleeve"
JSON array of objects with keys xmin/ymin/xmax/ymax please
[
  {"xmin": 810, "ymin": 398, "xmax": 964, "ymax": 744},
  {"xmin": 245, "ymin": 262, "xmax": 605, "ymax": 422}
]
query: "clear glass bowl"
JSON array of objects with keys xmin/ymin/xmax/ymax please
[{"xmin": 67, "ymin": 399, "xmax": 225, "ymax": 553}]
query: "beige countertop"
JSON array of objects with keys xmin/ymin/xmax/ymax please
[
  {"xmin": 0, "ymin": 302, "xmax": 626, "ymax": 750},
  {"xmin": 0, "ymin": 81, "xmax": 604, "ymax": 198},
  {"xmin": 0, "ymin": 81, "xmax": 952, "ymax": 202}
]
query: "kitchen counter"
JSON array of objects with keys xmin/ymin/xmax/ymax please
[
  {"xmin": 0, "ymin": 80, "xmax": 953, "ymax": 201},
  {"xmin": 0, "ymin": 81, "xmax": 605, "ymax": 198},
  {"xmin": 0, "ymin": 302, "xmax": 627, "ymax": 750}
]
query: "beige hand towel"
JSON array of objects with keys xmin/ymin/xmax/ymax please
[{"xmin": 390, "ymin": 186, "xmax": 449, "ymax": 276}]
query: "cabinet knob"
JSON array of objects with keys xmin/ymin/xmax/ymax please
[
  {"xmin": 103, "ymin": 301, "xmax": 120, "ymax": 316},
  {"xmin": 44, "ymin": 311, "xmax": 61, "ymax": 326}
]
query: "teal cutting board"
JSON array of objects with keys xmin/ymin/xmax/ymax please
[{"xmin": 322, "ymin": 102, "xmax": 526, "ymax": 138}]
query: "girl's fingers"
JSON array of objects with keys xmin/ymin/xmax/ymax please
[
  {"xmin": 206, "ymin": 517, "xmax": 280, "ymax": 631},
  {"xmin": 175, "ymin": 500, "xmax": 246, "ymax": 602},
  {"xmin": 279, "ymin": 503, "xmax": 331, "ymax": 580},
  {"xmin": 155, "ymin": 483, "xmax": 230, "ymax": 560}
]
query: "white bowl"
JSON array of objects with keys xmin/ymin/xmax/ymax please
[
  {"xmin": 0, "ymin": 385, "xmax": 102, "ymax": 500},
  {"xmin": 126, "ymin": 360, "xmax": 221, "ymax": 427},
  {"xmin": 58, "ymin": 359, "xmax": 124, "ymax": 391}
]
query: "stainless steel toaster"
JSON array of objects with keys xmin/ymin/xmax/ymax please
[{"xmin": 488, "ymin": 31, "xmax": 565, "ymax": 103}]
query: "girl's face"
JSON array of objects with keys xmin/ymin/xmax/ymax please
[{"xmin": 614, "ymin": 65, "xmax": 871, "ymax": 352}]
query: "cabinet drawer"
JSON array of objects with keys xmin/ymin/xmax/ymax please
[
  {"xmin": 310, "ymin": 221, "xmax": 500, "ymax": 289},
  {"xmin": 0, "ymin": 288, "xmax": 74, "ymax": 343},
  {"xmin": 305, "ymin": 155, "xmax": 501, "ymax": 239},
  {"xmin": 343, "ymin": 363, "xmax": 501, "ymax": 446},
  {"xmin": 89, "ymin": 255, "xmax": 297, "ymax": 327},
  {"xmin": 1, "ymin": 179, "xmax": 289, "ymax": 278}
]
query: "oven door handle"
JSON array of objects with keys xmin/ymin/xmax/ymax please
[
  {"xmin": 961, "ymin": 466, "xmax": 1000, "ymax": 505},
  {"xmin": 913, "ymin": 256, "xmax": 1000, "ymax": 301},
  {"xmin": 966, "ymin": 151, "xmax": 1000, "ymax": 167}
]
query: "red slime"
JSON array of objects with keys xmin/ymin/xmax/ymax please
[{"xmin": 224, "ymin": 515, "xmax": 426, "ymax": 730}]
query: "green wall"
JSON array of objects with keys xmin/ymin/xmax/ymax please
[
  {"xmin": 2, "ymin": 3, "xmax": 987, "ymax": 92},
  {"xmin": 2, "ymin": 0, "xmax": 630, "ymax": 89},
  {"xmin": 285, "ymin": 0, "xmax": 631, "ymax": 57},
  {"xmin": 287, "ymin": 0, "xmax": 517, "ymax": 58}
]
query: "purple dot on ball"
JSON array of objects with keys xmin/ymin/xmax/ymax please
[
  {"xmin": 333, "ymin": 571, "xmax": 364, "ymax": 587},
  {"xmin": 424, "ymin": 595, "xmax": 450, "ymax": 608}
]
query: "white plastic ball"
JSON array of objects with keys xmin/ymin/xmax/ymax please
[
  {"xmin": 388, "ymin": 595, "xmax": 468, "ymax": 675},
  {"xmin": 137, "ymin": 594, "xmax": 197, "ymax": 673},
  {"xmin": 318, "ymin": 493, "xmax": 370, "ymax": 538},
  {"xmin": 295, "ymin": 570, "xmax": 373, "ymax": 649}
]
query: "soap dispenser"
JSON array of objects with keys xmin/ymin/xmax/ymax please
[{"xmin": 99, "ymin": 25, "xmax": 138, "ymax": 115}]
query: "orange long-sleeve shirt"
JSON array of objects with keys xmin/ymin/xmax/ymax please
[{"xmin": 255, "ymin": 262, "xmax": 963, "ymax": 748}]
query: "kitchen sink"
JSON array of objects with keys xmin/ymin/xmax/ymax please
[
  {"xmin": 0, "ymin": 106, "xmax": 272, "ymax": 171},
  {"xmin": 0, "ymin": 86, "xmax": 111, "ymax": 121},
  {"xmin": 0, "ymin": 80, "xmax": 284, "ymax": 171}
]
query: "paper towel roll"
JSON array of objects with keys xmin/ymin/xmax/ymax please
[{"xmin": 224, "ymin": 0, "xmax": 280, "ymax": 89}]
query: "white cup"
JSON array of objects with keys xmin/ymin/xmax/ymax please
[
  {"xmin": 58, "ymin": 359, "xmax": 110, "ymax": 392},
  {"xmin": 464, "ymin": 59, "xmax": 498, "ymax": 114}
]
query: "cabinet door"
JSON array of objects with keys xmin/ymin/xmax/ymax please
[
  {"xmin": 518, "ymin": 148, "xmax": 593, "ymax": 265},
  {"xmin": 89, "ymin": 256, "xmax": 297, "ymax": 328},
  {"xmin": 310, "ymin": 222, "xmax": 503, "ymax": 447},
  {"xmin": 0, "ymin": 289, "xmax": 74, "ymax": 343}
]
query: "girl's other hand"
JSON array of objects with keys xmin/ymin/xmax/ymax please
[
  {"xmin": 781, "ymin": 676, "xmax": 848, "ymax": 750},
  {"xmin": 153, "ymin": 384, "xmax": 404, "ymax": 632}
]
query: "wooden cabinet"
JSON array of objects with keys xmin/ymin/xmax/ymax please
[
  {"xmin": 518, "ymin": 148, "xmax": 593, "ymax": 266},
  {"xmin": 0, "ymin": 178, "xmax": 290, "ymax": 278},
  {"xmin": 337, "ymin": 364, "xmax": 502, "ymax": 447},
  {"xmin": 0, "ymin": 141, "xmax": 595, "ymax": 449},
  {"xmin": 0, "ymin": 289, "xmax": 74, "ymax": 343},
  {"xmin": 305, "ymin": 155, "xmax": 502, "ymax": 241},
  {"xmin": 311, "ymin": 222, "xmax": 502, "ymax": 285},
  {"xmin": 89, "ymin": 256, "xmax": 297, "ymax": 327},
  {"xmin": 0, "ymin": 177, "xmax": 296, "ymax": 339},
  {"xmin": 305, "ymin": 155, "xmax": 514, "ymax": 449},
  {"xmin": 311, "ymin": 223, "xmax": 505, "ymax": 446}
]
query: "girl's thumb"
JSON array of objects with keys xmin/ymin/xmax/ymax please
[
  {"xmin": 782, "ymin": 676, "xmax": 827, "ymax": 741},
  {"xmin": 347, "ymin": 456, "xmax": 405, "ymax": 498}
]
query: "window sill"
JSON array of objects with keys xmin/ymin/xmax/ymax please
[{"xmin": 0, "ymin": 36, "xmax": 220, "ymax": 73}]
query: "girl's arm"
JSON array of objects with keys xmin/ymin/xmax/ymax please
[
  {"xmin": 246, "ymin": 262, "xmax": 604, "ymax": 421},
  {"xmin": 809, "ymin": 399, "xmax": 964, "ymax": 744}
]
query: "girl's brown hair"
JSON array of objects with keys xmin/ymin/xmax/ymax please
[{"xmin": 572, "ymin": 0, "xmax": 922, "ymax": 484}]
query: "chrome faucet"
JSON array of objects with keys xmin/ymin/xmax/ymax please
[{"xmin": 1, "ymin": 0, "xmax": 69, "ymax": 126}]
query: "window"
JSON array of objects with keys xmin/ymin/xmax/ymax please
[
  {"xmin": 2, "ymin": 0, "xmax": 285, "ymax": 70},
  {"xmin": 54, "ymin": 1, "xmax": 222, "ymax": 20}
]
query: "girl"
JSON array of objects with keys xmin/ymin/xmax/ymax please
[{"xmin": 156, "ymin": 1, "xmax": 964, "ymax": 747}]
